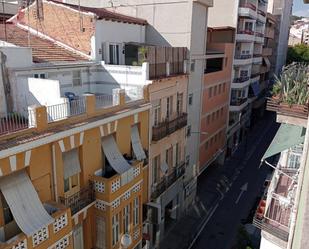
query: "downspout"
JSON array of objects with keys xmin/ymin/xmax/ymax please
[
  {"xmin": 287, "ymin": 118, "xmax": 309, "ymax": 249},
  {"xmin": 52, "ymin": 144, "xmax": 59, "ymax": 202},
  {"xmin": 0, "ymin": 52, "xmax": 9, "ymax": 114}
]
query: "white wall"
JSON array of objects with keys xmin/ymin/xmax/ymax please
[
  {"xmin": 260, "ymin": 235, "xmax": 284, "ymax": 249},
  {"xmin": 0, "ymin": 47, "xmax": 33, "ymax": 68},
  {"xmin": 208, "ymin": 0, "xmax": 239, "ymax": 28},
  {"xmin": 94, "ymin": 20, "xmax": 145, "ymax": 62}
]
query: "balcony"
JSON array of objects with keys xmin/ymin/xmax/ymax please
[
  {"xmin": 0, "ymin": 202, "xmax": 72, "ymax": 249},
  {"xmin": 230, "ymin": 98, "xmax": 249, "ymax": 111},
  {"xmin": 262, "ymin": 47, "xmax": 273, "ymax": 56},
  {"xmin": 253, "ymin": 54, "xmax": 263, "ymax": 64},
  {"xmin": 257, "ymin": 9, "xmax": 266, "ymax": 23},
  {"xmin": 152, "ymin": 113, "xmax": 187, "ymax": 141},
  {"xmin": 267, "ymin": 98, "xmax": 309, "ymax": 120},
  {"xmin": 124, "ymin": 44, "xmax": 187, "ymax": 80},
  {"xmin": 265, "ymin": 27, "xmax": 275, "ymax": 39},
  {"xmin": 236, "ymin": 30, "xmax": 255, "ymax": 42},
  {"xmin": 239, "ymin": 3, "xmax": 257, "ymax": 19},
  {"xmin": 151, "ymin": 162, "xmax": 185, "ymax": 200},
  {"xmin": 232, "ymin": 76, "xmax": 251, "ymax": 88},
  {"xmin": 234, "ymin": 54, "xmax": 253, "ymax": 66},
  {"xmin": 59, "ymin": 185, "xmax": 95, "ymax": 215},
  {"xmin": 255, "ymin": 32, "xmax": 264, "ymax": 43},
  {"xmin": 91, "ymin": 161, "xmax": 144, "ymax": 204}
]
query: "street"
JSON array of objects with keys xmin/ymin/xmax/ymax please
[{"xmin": 191, "ymin": 112, "xmax": 279, "ymax": 249}]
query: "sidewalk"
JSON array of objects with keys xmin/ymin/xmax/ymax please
[{"xmin": 159, "ymin": 115, "xmax": 275, "ymax": 249}]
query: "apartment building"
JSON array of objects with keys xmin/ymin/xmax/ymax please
[
  {"xmin": 56, "ymin": 0, "xmax": 214, "ymax": 210},
  {"xmin": 0, "ymin": 63, "xmax": 151, "ymax": 249},
  {"xmin": 199, "ymin": 27, "xmax": 234, "ymax": 171},
  {"xmin": 208, "ymin": 0, "xmax": 268, "ymax": 154},
  {"xmin": 267, "ymin": 0, "xmax": 293, "ymax": 75},
  {"xmin": 251, "ymin": 13, "xmax": 276, "ymax": 123}
]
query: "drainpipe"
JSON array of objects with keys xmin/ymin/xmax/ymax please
[
  {"xmin": 52, "ymin": 144, "xmax": 59, "ymax": 202},
  {"xmin": 0, "ymin": 52, "xmax": 8, "ymax": 114},
  {"xmin": 287, "ymin": 117, "xmax": 309, "ymax": 249}
]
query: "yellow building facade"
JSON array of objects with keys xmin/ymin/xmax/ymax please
[{"xmin": 0, "ymin": 89, "xmax": 151, "ymax": 249}]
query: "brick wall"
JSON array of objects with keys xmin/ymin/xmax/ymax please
[{"xmin": 18, "ymin": 1, "xmax": 95, "ymax": 56}]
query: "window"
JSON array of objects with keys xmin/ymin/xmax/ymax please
[
  {"xmin": 112, "ymin": 214, "xmax": 119, "ymax": 246},
  {"xmin": 109, "ymin": 44, "xmax": 120, "ymax": 65},
  {"xmin": 152, "ymin": 155, "xmax": 160, "ymax": 184},
  {"xmin": 214, "ymin": 86, "xmax": 217, "ymax": 96},
  {"xmin": 205, "ymin": 58, "xmax": 224, "ymax": 74},
  {"xmin": 133, "ymin": 197, "xmax": 139, "ymax": 226},
  {"xmin": 223, "ymin": 83, "xmax": 226, "ymax": 92},
  {"xmin": 188, "ymin": 94, "xmax": 193, "ymax": 106},
  {"xmin": 288, "ymin": 153, "xmax": 301, "ymax": 169},
  {"xmin": 186, "ymin": 155, "xmax": 190, "ymax": 166},
  {"xmin": 245, "ymin": 22, "xmax": 253, "ymax": 31},
  {"xmin": 64, "ymin": 173, "xmax": 80, "ymax": 193},
  {"xmin": 33, "ymin": 73, "xmax": 47, "ymax": 79},
  {"xmin": 175, "ymin": 143, "xmax": 180, "ymax": 166},
  {"xmin": 218, "ymin": 84, "xmax": 222, "ymax": 94},
  {"xmin": 220, "ymin": 108, "xmax": 224, "ymax": 117},
  {"xmin": 166, "ymin": 147, "xmax": 173, "ymax": 168},
  {"xmin": 177, "ymin": 93, "xmax": 183, "ymax": 115},
  {"xmin": 208, "ymin": 87, "xmax": 213, "ymax": 98},
  {"xmin": 187, "ymin": 125, "xmax": 191, "ymax": 137},
  {"xmin": 166, "ymin": 96, "xmax": 173, "ymax": 120},
  {"xmin": 123, "ymin": 205, "xmax": 130, "ymax": 234},
  {"xmin": 212, "ymin": 113, "xmax": 215, "ymax": 122},
  {"xmin": 207, "ymin": 115, "xmax": 210, "ymax": 124},
  {"xmin": 190, "ymin": 60, "xmax": 195, "ymax": 72},
  {"xmin": 216, "ymin": 110, "xmax": 219, "ymax": 119},
  {"xmin": 73, "ymin": 70, "xmax": 82, "ymax": 86},
  {"xmin": 153, "ymin": 103, "xmax": 161, "ymax": 126},
  {"xmin": 205, "ymin": 141, "xmax": 209, "ymax": 150}
]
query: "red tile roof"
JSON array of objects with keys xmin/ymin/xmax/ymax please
[
  {"xmin": 49, "ymin": 0, "xmax": 148, "ymax": 26},
  {"xmin": 0, "ymin": 24, "xmax": 89, "ymax": 63}
]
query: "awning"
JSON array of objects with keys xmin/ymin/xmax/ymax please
[
  {"xmin": 131, "ymin": 125, "xmax": 146, "ymax": 161},
  {"xmin": 160, "ymin": 162, "xmax": 169, "ymax": 174},
  {"xmin": 0, "ymin": 170, "xmax": 54, "ymax": 236},
  {"xmin": 102, "ymin": 135, "xmax": 131, "ymax": 174},
  {"xmin": 264, "ymin": 57, "xmax": 271, "ymax": 70},
  {"xmin": 251, "ymin": 81, "xmax": 260, "ymax": 96},
  {"xmin": 63, "ymin": 148, "xmax": 81, "ymax": 179},
  {"xmin": 261, "ymin": 124, "xmax": 306, "ymax": 161}
]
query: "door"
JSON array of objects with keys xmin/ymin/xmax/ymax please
[{"xmin": 73, "ymin": 224, "xmax": 84, "ymax": 249}]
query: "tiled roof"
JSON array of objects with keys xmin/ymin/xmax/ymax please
[
  {"xmin": 0, "ymin": 24, "xmax": 89, "ymax": 63},
  {"xmin": 49, "ymin": 0, "xmax": 148, "ymax": 26}
]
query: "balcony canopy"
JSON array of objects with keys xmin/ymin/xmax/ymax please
[
  {"xmin": 0, "ymin": 170, "xmax": 54, "ymax": 236},
  {"xmin": 131, "ymin": 125, "xmax": 146, "ymax": 161},
  {"xmin": 261, "ymin": 124, "xmax": 306, "ymax": 162},
  {"xmin": 102, "ymin": 135, "xmax": 131, "ymax": 174}
]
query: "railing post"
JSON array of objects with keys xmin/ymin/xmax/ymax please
[
  {"xmin": 84, "ymin": 93, "xmax": 96, "ymax": 115},
  {"xmin": 30, "ymin": 105, "xmax": 48, "ymax": 132},
  {"xmin": 143, "ymin": 86, "xmax": 149, "ymax": 101},
  {"xmin": 166, "ymin": 62, "xmax": 170, "ymax": 76},
  {"xmin": 113, "ymin": 88, "xmax": 126, "ymax": 106},
  {"xmin": 184, "ymin": 60, "xmax": 188, "ymax": 74},
  {"xmin": 142, "ymin": 62, "xmax": 149, "ymax": 82}
]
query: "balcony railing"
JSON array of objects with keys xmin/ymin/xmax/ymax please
[
  {"xmin": 237, "ymin": 30, "xmax": 255, "ymax": 35},
  {"xmin": 255, "ymin": 32, "xmax": 264, "ymax": 37},
  {"xmin": 152, "ymin": 113, "xmax": 187, "ymax": 141},
  {"xmin": 239, "ymin": 2, "xmax": 257, "ymax": 11},
  {"xmin": 231, "ymin": 98, "xmax": 248, "ymax": 106},
  {"xmin": 234, "ymin": 54, "xmax": 252, "ymax": 60},
  {"xmin": 0, "ymin": 111, "xmax": 35, "ymax": 136},
  {"xmin": 233, "ymin": 76, "xmax": 250, "ymax": 83},
  {"xmin": 151, "ymin": 162, "xmax": 185, "ymax": 200},
  {"xmin": 251, "ymin": 73, "xmax": 260, "ymax": 79},
  {"xmin": 59, "ymin": 185, "xmax": 95, "ymax": 215}
]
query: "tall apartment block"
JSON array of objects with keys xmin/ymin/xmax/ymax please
[
  {"xmin": 58, "ymin": 0, "xmax": 214, "ymax": 209},
  {"xmin": 199, "ymin": 27, "xmax": 235, "ymax": 172},
  {"xmin": 208, "ymin": 0, "xmax": 268, "ymax": 154},
  {"xmin": 267, "ymin": 0, "xmax": 293, "ymax": 75}
]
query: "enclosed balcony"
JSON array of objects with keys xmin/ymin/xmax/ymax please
[
  {"xmin": 234, "ymin": 54, "xmax": 253, "ymax": 65},
  {"xmin": 236, "ymin": 30, "xmax": 255, "ymax": 42},
  {"xmin": 124, "ymin": 44, "xmax": 188, "ymax": 80},
  {"xmin": 255, "ymin": 32, "xmax": 264, "ymax": 43},
  {"xmin": 151, "ymin": 162, "xmax": 186, "ymax": 200},
  {"xmin": 152, "ymin": 113, "xmax": 187, "ymax": 141},
  {"xmin": 239, "ymin": 0, "xmax": 257, "ymax": 19}
]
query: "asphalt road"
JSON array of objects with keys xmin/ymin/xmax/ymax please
[{"xmin": 192, "ymin": 113, "xmax": 279, "ymax": 249}]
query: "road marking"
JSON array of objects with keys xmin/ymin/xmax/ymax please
[{"xmin": 235, "ymin": 183, "xmax": 248, "ymax": 204}]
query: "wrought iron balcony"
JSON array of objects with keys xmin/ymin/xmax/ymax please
[
  {"xmin": 152, "ymin": 113, "xmax": 187, "ymax": 141},
  {"xmin": 151, "ymin": 162, "xmax": 185, "ymax": 200},
  {"xmin": 59, "ymin": 185, "xmax": 95, "ymax": 215},
  {"xmin": 233, "ymin": 76, "xmax": 250, "ymax": 83}
]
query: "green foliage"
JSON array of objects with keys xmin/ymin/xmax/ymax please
[
  {"xmin": 287, "ymin": 44, "xmax": 309, "ymax": 64},
  {"xmin": 138, "ymin": 46, "xmax": 148, "ymax": 64},
  {"xmin": 272, "ymin": 63, "xmax": 309, "ymax": 106}
]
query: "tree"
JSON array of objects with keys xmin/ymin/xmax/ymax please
[{"xmin": 287, "ymin": 44, "xmax": 309, "ymax": 64}]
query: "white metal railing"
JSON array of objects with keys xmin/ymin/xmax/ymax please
[
  {"xmin": 47, "ymin": 98, "xmax": 86, "ymax": 123},
  {"xmin": 95, "ymin": 94, "xmax": 113, "ymax": 109}
]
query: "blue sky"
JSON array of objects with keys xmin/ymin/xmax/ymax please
[{"xmin": 293, "ymin": 0, "xmax": 309, "ymax": 16}]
